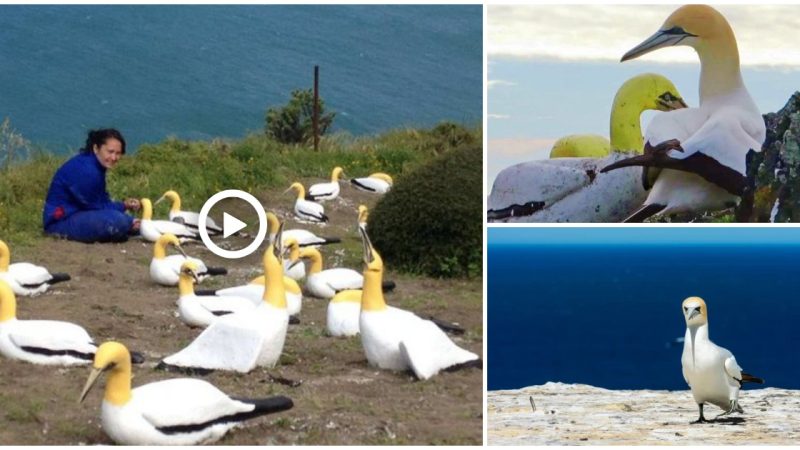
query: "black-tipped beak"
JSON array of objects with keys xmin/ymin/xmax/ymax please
[
  {"xmin": 687, "ymin": 308, "xmax": 700, "ymax": 321},
  {"xmin": 658, "ymin": 97, "xmax": 688, "ymax": 111},
  {"xmin": 621, "ymin": 28, "xmax": 696, "ymax": 62}
]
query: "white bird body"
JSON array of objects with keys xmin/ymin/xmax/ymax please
[
  {"xmin": 267, "ymin": 213, "xmax": 341, "ymax": 248},
  {"xmin": 351, "ymin": 173, "xmax": 393, "ymax": 194},
  {"xmin": 283, "ymin": 259, "xmax": 305, "ymax": 280},
  {"xmin": 0, "ymin": 281, "xmax": 95, "ymax": 365},
  {"xmin": 140, "ymin": 198, "xmax": 198, "ymax": 242},
  {"xmin": 287, "ymin": 183, "xmax": 328, "ymax": 223},
  {"xmin": 206, "ymin": 276, "xmax": 302, "ymax": 316},
  {"xmin": 174, "ymin": 262, "xmax": 256, "ymax": 328},
  {"xmin": 0, "ymin": 240, "xmax": 70, "ymax": 296},
  {"xmin": 149, "ymin": 235, "xmax": 224, "ymax": 286},
  {"xmin": 307, "ymin": 167, "xmax": 344, "ymax": 202},
  {"xmin": 307, "ymin": 269, "xmax": 362, "ymax": 299},
  {"xmin": 157, "ymin": 189, "xmax": 223, "ymax": 234},
  {"xmin": 326, "ymin": 290, "xmax": 362, "ymax": 337},
  {"xmin": 80, "ymin": 342, "xmax": 293, "ymax": 445}
]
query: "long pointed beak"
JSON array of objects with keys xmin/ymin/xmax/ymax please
[
  {"xmin": 659, "ymin": 97, "xmax": 688, "ymax": 111},
  {"xmin": 621, "ymin": 30, "xmax": 693, "ymax": 62},
  {"xmin": 288, "ymin": 259, "xmax": 302, "ymax": 270},
  {"xmin": 154, "ymin": 195, "xmax": 166, "ymax": 206},
  {"xmin": 191, "ymin": 270, "xmax": 199, "ymax": 284},
  {"xmin": 79, "ymin": 368, "xmax": 103, "ymax": 404},
  {"xmin": 175, "ymin": 246, "xmax": 188, "ymax": 258},
  {"xmin": 688, "ymin": 308, "xmax": 700, "ymax": 321},
  {"xmin": 282, "ymin": 187, "xmax": 293, "ymax": 195}
]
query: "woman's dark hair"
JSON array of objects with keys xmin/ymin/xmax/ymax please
[{"xmin": 81, "ymin": 128, "xmax": 126, "ymax": 155}]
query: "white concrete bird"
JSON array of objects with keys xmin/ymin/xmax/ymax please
[
  {"xmin": 601, "ymin": 5, "xmax": 767, "ymax": 222},
  {"xmin": 159, "ymin": 227, "xmax": 290, "ymax": 373},
  {"xmin": 149, "ymin": 234, "xmax": 227, "ymax": 286},
  {"xmin": 351, "ymin": 172, "xmax": 393, "ymax": 194},
  {"xmin": 175, "ymin": 261, "xmax": 256, "ymax": 328},
  {"xmin": 306, "ymin": 166, "xmax": 345, "ymax": 201},
  {"xmin": 300, "ymin": 247, "xmax": 363, "ymax": 299},
  {"xmin": 139, "ymin": 198, "xmax": 200, "ymax": 242},
  {"xmin": 155, "ymin": 190, "xmax": 223, "ymax": 234},
  {"xmin": 267, "ymin": 212, "xmax": 340, "ymax": 248},
  {"xmin": 79, "ymin": 341, "xmax": 293, "ymax": 445},
  {"xmin": 681, "ymin": 296, "xmax": 764, "ymax": 423},
  {"xmin": 0, "ymin": 239, "xmax": 70, "ymax": 296},
  {"xmin": 195, "ymin": 272, "xmax": 303, "ymax": 317},
  {"xmin": 327, "ymin": 289, "xmax": 362, "ymax": 337},
  {"xmin": 357, "ymin": 228, "xmax": 480, "ymax": 380},
  {"xmin": 286, "ymin": 182, "xmax": 328, "ymax": 223}
]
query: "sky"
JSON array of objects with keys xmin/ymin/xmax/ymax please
[
  {"xmin": 487, "ymin": 4, "xmax": 800, "ymax": 189},
  {"xmin": 489, "ymin": 226, "xmax": 800, "ymax": 247}
]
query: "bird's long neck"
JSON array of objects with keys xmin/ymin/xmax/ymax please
[
  {"xmin": 105, "ymin": 364, "xmax": 132, "ymax": 406},
  {"xmin": 686, "ymin": 323, "xmax": 709, "ymax": 367},
  {"xmin": 0, "ymin": 241, "xmax": 9, "ymax": 272},
  {"xmin": 0, "ymin": 283, "xmax": 17, "ymax": 322},
  {"xmin": 168, "ymin": 194, "xmax": 181, "ymax": 213},
  {"xmin": 294, "ymin": 186, "xmax": 306, "ymax": 200},
  {"xmin": 153, "ymin": 240, "xmax": 168, "ymax": 260},
  {"xmin": 141, "ymin": 200, "xmax": 153, "ymax": 220},
  {"xmin": 178, "ymin": 274, "xmax": 194, "ymax": 296},
  {"xmin": 697, "ymin": 29, "xmax": 743, "ymax": 102},
  {"xmin": 331, "ymin": 169, "xmax": 341, "ymax": 182},
  {"xmin": 262, "ymin": 250, "xmax": 286, "ymax": 309},
  {"xmin": 304, "ymin": 250, "xmax": 323, "ymax": 274},
  {"xmin": 361, "ymin": 270, "xmax": 387, "ymax": 312},
  {"xmin": 609, "ymin": 97, "xmax": 645, "ymax": 153}
]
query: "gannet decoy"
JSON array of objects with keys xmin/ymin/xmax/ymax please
[
  {"xmin": 601, "ymin": 5, "xmax": 766, "ymax": 222},
  {"xmin": 150, "ymin": 234, "xmax": 227, "ymax": 286},
  {"xmin": 306, "ymin": 167, "xmax": 345, "ymax": 202},
  {"xmin": 282, "ymin": 238, "xmax": 305, "ymax": 281},
  {"xmin": 0, "ymin": 239, "xmax": 70, "ymax": 296},
  {"xmin": 139, "ymin": 198, "xmax": 200, "ymax": 243},
  {"xmin": 79, "ymin": 341, "xmax": 293, "ymax": 445},
  {"xmin": 681, "ymin": 296, "xmax": 764, "ymax": 423},
  {"xmin": 155, "ymin": 190, "xmax": 223, "ymax": 234},
  {"xmin": 327, "ymin": 289, "xmax": 362, "ymax": 337},
  {"xmin": 357, "ymin": 204, "xmax": 369, "ymax": 230},
  {"xmin": 266, "ymin": 212, "xmax": 339, "ymax": 248},
  {"xmin": 301, "ymin": 247, "xmax": 395, "ymax": 299},
  {"xmin": 488, "ymin": 73, "xmax": 687, "ymax": 222},
  {"xmin": 549, "ymin": 135, "xmax": 610, "ymax": 158},
  {"xmin": 176, "ymin": 261, "xmax": 256, "ymax": 328},
  {"xmin": 159, "ymin": 226, "xmax": 290, "ymax": 373},
  {"xmin": 194, "ymin": 266, "xmax": 303, "ymax": 317},
  {"xmin": 356, "ymin": 228, "xmax": 480, "ymax": 380},
  {"xmin": 351, "ymin": 172, "xmax": 393, "ymax": 194},
  {"xmin": 0, "ymin": 280, "xmax": 142, "ymax": 366},
  {"xmin": 286, "ymin": 182, "xmax": 328, "ymax": 223}
]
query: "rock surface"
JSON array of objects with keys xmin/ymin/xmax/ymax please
[{"xmin": 488, "ymin": 382, "xmax": 800, "ymax": 445}]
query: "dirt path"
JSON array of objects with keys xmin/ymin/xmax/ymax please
[{"xmin": 0, "ymin": 183, "xmax": 483, "ymax": 445}]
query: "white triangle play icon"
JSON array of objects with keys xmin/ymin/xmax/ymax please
[{"xmin": 223, "ymin": 212, "xmax": 246, "ymax": 238}]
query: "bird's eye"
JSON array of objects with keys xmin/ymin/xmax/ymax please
[
  {"xmin": 660, "ymin": 93, "xmax": 674, "ymax": 101},
  {"xmin": 683, "ymin": 306, "xmax": 688, "ymax": 312}
]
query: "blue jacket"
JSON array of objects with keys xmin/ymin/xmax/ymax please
[{"xmin": 43, "ymin": 152, "xmax": 126, "ymax": 229}]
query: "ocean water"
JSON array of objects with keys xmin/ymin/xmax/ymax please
[
  {"xmin": 488, "ymin": 237, "xmax": 800, "ymax": 391},
  {"xmin": 0, "ymin": 5, "xmax": 481, "ymax": 153}
]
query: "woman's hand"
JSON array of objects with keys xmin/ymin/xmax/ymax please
[{"xmin": 124, "ymin": 198, "xmax": 141, "ymax": 211}]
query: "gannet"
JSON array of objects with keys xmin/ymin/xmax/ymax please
[
  {"xmin": 139, "ymin": 198, "xmax": 200, "ymax": 243},
  {"xmin": 282, "ymin": 238, "xmax": 305, "ymax": 281},
  {"xmin": 306, "ymin": 166, "xmax": 345, "ymax": 201},
  {"xmin": 0, "ymin": 239, "xmax": 70, "ymax": 296},
  {"xmin": 488, "ymin": 73, "xmax": 687, "ymax": 223},
  {"xmin": 0, "ymin": 281, "xmax": 142, "ymax": 366},
  {"xmin": 267, "ymin": 212, "xmax": 340, "ymax": 248},
  {"xmin": 357, "ymin": 228, "xmax": 480, "ymax": 380},
  {"xmin": 351, "ymin": 172, "xmax": 393, "ymax": 194},
  {"xmin": 155, "ymin": 190, "xmax": 223, "ymax": 234},
  {"xmin": 79, "ymin": 341, "xmax": 293, "ymax": 445},
  {"xmin": 601, "ymin": 5, "xmax": 766, "ymax": 222},
  {"xmin": 286, "ymin": 182, "xmax": 328, "ymax": 223},
  {"xmin": 176, "ymin": 262, "xmax": 256, "ymax": 328},
  {"xmin": 159, "ymin": 227, "xmax": 290, "ymax": 373},
  {"xmin": 301, "ymin": 247, "xmax": 365, "ymax": 299},
  {"xmin": 681, "ymin": 296, "xmax": 764, "ymax": 423},
  {"xmin": 327, "ymin": 289, "xmax": 362, "ymax": 337},
  {"xmin": 149, "ymin": 234, "xmax": 227, "ymax": 286}
]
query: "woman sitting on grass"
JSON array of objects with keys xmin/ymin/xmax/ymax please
[{"xmin": 43, "ymin": 128, "xmax": 141, "ymax": 243}]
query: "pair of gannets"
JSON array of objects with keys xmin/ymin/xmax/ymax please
[
  {"xmin": 306, "ymin": 167, "xmax": 345, "ymax": 201},
  {"xmin": 150, "ymin": 234, "xmax": 227, "ymax": 286},
  {"xmin": 487, "ymin": 73, "xmax": 686, "ymax": 222},
  {"xmin": 351, "ymin": 172, "xmax": 393, "ymax": 194},
  {"xmin": 0, "ymin": 280, "xmax": 142, "ymax": 365},
  {"xmin": 0, "ymin": 240, "xmax": 70, "ymax": 296},
  {"xmin": 139, "ymin": 198, "xmax": 200, "ymax": 242},
  {"xmin": 357, "ymin": 228, "xmax": 479, "ymax": 379},
  {"xmin": 286, "ymin": 183, "xmax": 328, "ymax": 223},
  {"xmin": 681, "ymin": 296, "xmax": 763, "ymax": 422},
  {"xmin": 80, "ymin": 341, "xmax": 293, "ymax": 445},
  {"xmin": 155, "ymin": 190, "xmax": 223, "ymax": 234},
  {"xmin": 159, "ymin": 226, "xmax": 290, "ymax": 373},
  {"xmin": 602, "ymin": 5, "xmax": 766, "ymax": 222},
  {"xmin": 267, "ymin": 211, "xmax": 340, "ymax": 248}
]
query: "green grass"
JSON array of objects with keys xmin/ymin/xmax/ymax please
[{"xmin": 0, "ymin": 122, "xmax": 481, "ymax": 245}]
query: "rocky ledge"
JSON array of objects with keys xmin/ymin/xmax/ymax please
[{"xmin": 488, "ymin": 382, "xmax": 800, "ymax": 445}]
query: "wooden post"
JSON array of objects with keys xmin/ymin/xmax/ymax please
[{"xmin": 313, "ymin": 65, "xmax": 319, "ymax": 151}]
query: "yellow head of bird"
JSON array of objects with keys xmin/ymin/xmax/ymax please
[
  {"xmin": 682, "ymin": 296, "xmax": 708, "ymax": 326},
  {"xmin": 618, "ymin": 73, "xmax": 687, "ymax": 113},
  {"xmin": 285, "ymin": 182, "xmax": 305, "ymax": 199},
  {"xmin": 331, "ymin": 166, "xmax": 345, "ymax": 182},
  {"xmin": 267, "ymin": 211, "xmax": 280, "ymax": 236},
  {"xmin": 370, "ymin": 172, "xmax": 393, "ymax": 185},
  {"xmin": 261, "ymin": 223, "xmax": 287, "ymax": 308},
  {"xmin": 79, "ymin": 341, "xmax": 132, "ymax": 405},
  {"xmin": 154, "ymin": 233, "xmax": 185, "ymax": 259},
  {"xmin": 155, "ymin": 190, "xmax": 181, "ymax": 211},
  {"xmin": 359, "ymin": 226, "xmax": 383, "ymax": 273},
  {"xmin": 179, "ymin": 261, "xmax": 200, "ymax": 282},
  {"xmin": 358, "ymin": 205, "xmax": 369, "ymax": 225},
  {"xmin": 284, "ymin": 238, "xmax": 300, "ymax": 261}
]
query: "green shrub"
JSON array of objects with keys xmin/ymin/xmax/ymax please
[
  {"xmin": 265, "ymin": 89, "xmax": 335, "ymax": 144},
  {"xmin": 369, "ymin": 143, "xmax": 482, "ymax": 278}
]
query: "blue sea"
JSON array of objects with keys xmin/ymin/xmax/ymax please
[
  {"xmin": 0, "ymin": 5, "xmax": 481, "ymax": 154},
  {"xmin": 488, "ymin": 228, "xmax": 800, "ymax": 391}
]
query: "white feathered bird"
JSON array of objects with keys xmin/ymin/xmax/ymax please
[
  {"xmin": 79, "ymin": 341, "xmax": 293, "ymax": 445},
  {"xmin": 175, "ymin": 261, "xmax": 256, "ymax": 328},
  {"xmin": 306, "ymin": 166, "xmax": 345, "ymax": 201},
  {"xmin": 286, "ymin": 182, "xmax": 328, "ymax": 223},
  {"xmin": 0, "ymin": 239, "xmax": 70, "ymax": 296},
  {"xmin": 155, "ymin": 190, "xmax": 223, "ymax": 234},
  {"xmin": 267, "ymin": 212, "xmax": 340, "ymax": 248},
  {"xmin": 139, "ymin": 198, "xmax": 200, "ymax": 242},
  {"xmin": 351, "ymin": 172, "xmax": 393, "ymax": 194},
  {"xmin": 149, "ymin": 234, "xmax": 227, "ymax": 286}
]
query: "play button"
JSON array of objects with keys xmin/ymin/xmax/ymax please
[
  {"xmin": 198, "ymin": 189, "xmax": 267, "ymax": 259},
  {"xmin": 223, "ymin": 212, "xmax": 247, "ymax": 238}
]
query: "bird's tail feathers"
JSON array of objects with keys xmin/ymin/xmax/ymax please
[{"xmin": 49, "ymin": 273, "xmax": 71, "ymax": 284}]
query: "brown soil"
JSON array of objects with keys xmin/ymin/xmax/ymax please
[{"xmin": 0, "ymin": 183, "xmax": 483, "ymax": 445}]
